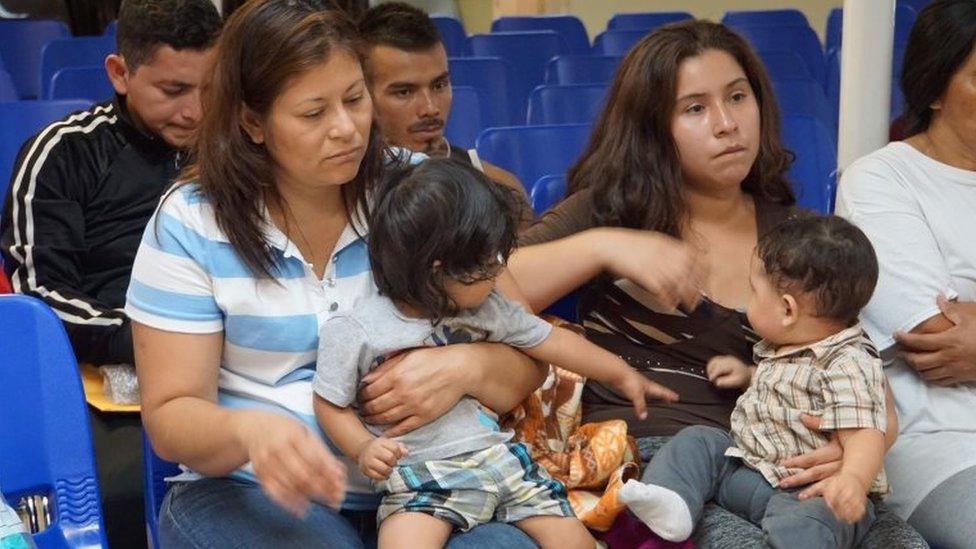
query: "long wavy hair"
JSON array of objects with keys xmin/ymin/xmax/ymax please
[
  {"xmin": 178, "ymin": 0, "xmax": 385, "ymax": 277},
  {"xmin": 567, "ymin": 20, "xmax": 795, "ymax": 235}
]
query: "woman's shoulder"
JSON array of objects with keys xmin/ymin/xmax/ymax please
[
  {"xmin": 155, "ymin": 182, "xmax": 231, "ymax": 243},
  {"xmin": 840, "ymin": 142, "xmax": 920, "ymax": 194}
]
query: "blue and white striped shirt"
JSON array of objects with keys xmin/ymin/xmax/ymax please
[{"xmin": 125, "ymin": 183, "xmax": 381, "ymax": 510}]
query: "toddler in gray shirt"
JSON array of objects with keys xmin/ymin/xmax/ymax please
[{"xmin": 313, "ymin": 157, "xmax": 678, "ymax": 549}]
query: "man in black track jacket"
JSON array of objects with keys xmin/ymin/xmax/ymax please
[{"xmin": 0, "ymin": 1, "xmax": 221, "ymax": 546}]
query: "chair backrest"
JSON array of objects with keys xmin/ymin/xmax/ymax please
[
  {"xmin": 467, "ymin": 31, "xmax": 565, "ymax": 122},
  {"xmin": 592, "ymin": 29, "xmax": 650, "ymax": 56},
  {"xmin": 825, "ymin": 4, "xmax": 917, "ymax": 53},
  {"xmin": 49, "ymin": 66, "xmax": 114, "ymax": 103},
  {"xmin": 606, "ymin": 11, "xmax": 692, "ymax": 31},
  {"xmin": 771, "ymin": 77, "xmax": 837, "ymax": 137},
  {"xmin": 431, "ymin": 15, "xmax": 468, "ymax": 57},
  {"xmin": 475, "ymin": 124, "xmax": 590, "ymax": 192},
  {"xmin": 722, "ymin": 9, "xmax": 810, "ymax": 28},
  {"xmin": 730, "ymin": 24, "xmax": 826, "ymax": 86},
  {"xmin": 0, "ymin": 100, "xmax": 93, "ymax": 210},
  {"xmin": 529, "ymin": 173, "xmax": 567, "ymax": 215},
  {"xmin": 40, "ymin": 36, "xmax": 115, "ymax": 99},
  {"xmin": 448, "ymin": 57, "xmax": 513, "ymax": 127},
  {"xmin": 0, "ymin": 294, "xmax": 107, "ymax": 548},
  {"xmin": 143, "ymin": 433, "xmax": 179, "ymax": 549},
  {"xmin": 444, "ymin": 85, "xmax": 481, "ymax": 150},
  {"xmin": 781, "ymin": 113, "xmax": 837, "ymax": 214},
  {"xmin": 0, "ymin": 70, "xmax": 17, "ymax": 102},
  {"xmin": 757, "ymin": 50, "xmax": 815, "ymax": 81},
  {"xmin": 491, "ymin": 15, "xmax": 590, "ymax": 55},
  {"xmin": 526, "ymin": 84, "xmax": 608, "ymax": 125},
  {"xmin": 544, "ymin": 54, "xmax": 621, "ymax": 85},
  {"xmin": 0, "ymin": 19, "xmax": 70, "ymax": 98}
]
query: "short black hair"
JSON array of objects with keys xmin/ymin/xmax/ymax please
[
  {"xmin": 117, "ymin": 0, "xmax": 223, "ymax": 70},
  {"xmin": 369, "ymin": 157, "xmax": 523, "ymax": 319},
  {"xmin": 357, "ymin": 1, "xmax": 441, "ymax": 51},
  {"xmin": 757, "ymin": 215, "xmax": 878, "ymax": 325},
  {"xmin": 901, "ymin": 0, "xmax": 976, "ymax": 136}
]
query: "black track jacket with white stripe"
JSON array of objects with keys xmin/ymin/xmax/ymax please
[{"xmin": 1, "ymin": 98, "xmax": 180, "ymax": 365}]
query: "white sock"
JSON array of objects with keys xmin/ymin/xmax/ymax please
[{"xmin": 618, "ymin": 479, "xmax": 694, "ymax": 542}]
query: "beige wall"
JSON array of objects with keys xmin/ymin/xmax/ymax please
[{"xmin": 457, "ymin": 0, "xmax": 844, "ymax": 40}]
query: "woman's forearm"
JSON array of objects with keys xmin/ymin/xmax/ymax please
[
  {"xmin": 461, "ymin": 342, "xmax": 547, "ymax": 414},
  {"xmin": 146, "ymin": 396, "xmax": 252, "ymax": 475},
  {"xmin": 884, "ymin": 382, "xmax": 898, "ymax": 450},
  {"xmin": 509, "ymin": 228, "xmax": 607, "ymax": 312}
]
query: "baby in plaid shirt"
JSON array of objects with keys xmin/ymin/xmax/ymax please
[{"xmin": 620, "ymin": 215, "xmax": 889, "ymax": 548}]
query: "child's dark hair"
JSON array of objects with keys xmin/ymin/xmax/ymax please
[
  {"xmin": 757, "ymin": 214, "xmax": 878, "ymax": 325},
  {"xmin": 369, "ymin": 157, "xmax": 524, "ymax": 319}
]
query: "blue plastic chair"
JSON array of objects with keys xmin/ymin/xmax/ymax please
[
  {"xmin": 772, "ymin": 77, "xmax": 837, "ymax": 137},
  {"xmin": 49, "ymin": 66, "xmax": 114, "ymax": 103},
  {"xmin": 448, "ymin": 57, "xmax": 514, "ymax": 127},
  {"xmin": 142, "ymin": 433, "xmax": 179, "ymax": 549},
  {"xmin": 0, "ymin": 294, "xmax": 108, "ymax": 548},
  {"xmin": 491, "ymin": 15, "xmax": 590, "ymax": 55},
  {"xmin": 722, "ymin": 9, "xmax": 810, "ymax": 28},
  {"xmin": 467, "ymin": 31, "xmax": 566, "ymax": 123},
  {"xmin": 544, "ymin": 55, "xmax": 621, "ymax": 85},
  {"xmin": 431, "ymin": 15, "xmax": 468, "ymax": 57},
  {"xmin": 592, "ymin": 29, "xmax": 650, "ymax": 56},
  {"xmin": 526, "ymin": 84, "xmax": 608, "ymax": 125},
  {"xmin": 0, "ymin": 70, "xmax": 17, "ymax": 102},
  {"xmin": 529, "ymin": 173, "xmax": 566, "ymax": 216},
  {"xmin": 757, "ymin": 51, "xmax": 815, "ymax": 81},
  {"xmin": 781, "ymin": 113, "xmax": 836, "ymax": 214},
  {"xmin": 475, "ymin": 124, "xmax": 590, "ymax": 193},
  {"xmin": 39, "ymin": 36, "xmax": 115, "ymax": 100},
  {"xmin": 444, "ymin": 85, "xmax": 481, "ymax": 150},
  {"xmin": 0, "ymin": 100, "xmax": 93, "ymax": 209},
  {"xmin": 730, "ymin": 24, "xmax": 826, "ymax": 86},
  {"xmin": 606, "ymin": 11, "xmax": 692, "ymax": 31},
  {"xmin": 825, "ymin": 4, "xmax": 917, "ymax": 53},
  {"xmin": 0, "ymin": 19, "xmax": 70, "ymax": 98}
]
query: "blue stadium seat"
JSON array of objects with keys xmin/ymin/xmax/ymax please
[
  {"xmin": 526, "ymin": 84, "xmax": 608, "ymax": 125},
  {"xmin": 468, "ymin": 31, "xmax": 565, "ymax": 123},
  {"xmin": 491, "ymin": 15, "xmax": 590, "ymax": 55},
  {"xmin": 722, "ymin": 9, "xmax": 810, "ymax": 28},
  {"xmin": 0, "ymin": 294, "xmax": 108, "ymax": 549},
  {"xmin": 606, "ymin": 11, "xmax": 692, "ymax": 31},
  {"xmin": 781, "ymin": 113, "xmax": 836, "ymax": 214},
  {"xmin": 592, "ymin": 29, "xmax": 650, "ymax": 56},
  {"xmin": 49, "ymin": 66, "xmax": 114, "ymax": 103},
  {"xmin": 0, "ymin": 70, "xmax": 17, "ymax": 102},
  {"xmin": 825, "ymin": 4, "xmax": 917, "ymax": 53},
  {"xmin": 757, "ymin": 51, "xmax": 815, "ymax": 81},
  {"xmin": 544, "ymin": 55, "xmax": 621, "ymax": 85},
  {"xmin": 530, "ymin": 173, "xmax": 566, "ymax": 215},
  {"xmin": 730, "ymin": 24, "xmax": 826, "ymax": 86},
  {"xmin": 444, "ymin": 85, "xmax": 480, "ymax": 149},
  {"xmin": 772, "ymin": 77, "xmax": 837, "ymax": 137},
  {"xmin": 431, "ymin": 15, "xmax": 468, "ymax": 57},
  {"xmin": 40, "ymin": 36, "xmax": 115, "ymax": 100},
  {"xmin": 448, "ymin": 57, "xmax": 514, "ymax": 127},
  {"xmin": 0, "ymin": 100, "xmax": 93, "ymax": 208},
  {"xmin": 0, "ymin": 19, "xmax": 70, "ymax": 98},
  {"xmin": 143, "ymin": 433, "xmax": 179, "ymax": 549},
  {"xmin": 475, "ymin": 124, "xmax": 589, "ymax": 193}
]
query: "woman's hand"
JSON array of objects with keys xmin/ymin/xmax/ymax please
[
  {"xmin": 777, "ymin": 414, "xmax": 844, "ymax": 490},
  {"xmin": 357, "ymin": 345, "xmax": 469, "ymax": 437},
  {"xmin": 895, "ymin": 296, "xmax": 976, "ymax": 385},
  {"xmin": 234, "ymin": 409, "xmax": 347, "ymax": 516},
  {"xmin": 596, "ymin": 228, "xmax": 705, "ymax": 312},
  {"xmin": 801, "ymin": 472, "xmax": 869, "ymax": 524}
]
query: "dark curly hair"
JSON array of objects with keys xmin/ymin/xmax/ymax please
[
  {"xmin": 757, "ymin": 214, "xmax": 878, "ymax": 325},
  {"xmin": 116, "ymin": 0, "xmax": 223, "ymax": 70},
  {"xmin": 369, "ymin": 157, "xmax": 523, "ymax": 320}
]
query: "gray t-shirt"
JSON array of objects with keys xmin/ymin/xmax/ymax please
[{"xmin": 313, "ymin": 289, "xmax": 552, "ymax": 463}]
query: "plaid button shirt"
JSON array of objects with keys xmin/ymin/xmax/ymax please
[{"xmin": 726, "ymin": 324, "xmax": 889, "ymax": 494}]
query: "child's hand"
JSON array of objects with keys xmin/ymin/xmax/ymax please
[
  {"xmin": 608, "ymin": 368, "xmax": 679, "ymax": 420},
  {"xmin": 811, "ymin": 472, "xmax": 868, "ymax": 523},
  {"xmin": 706, "ymin": 355, "xmax": 753, "ymax": 389},
  {"xmin": 358, "ymin": 437, "xmax": 408, "ymax": 480}
]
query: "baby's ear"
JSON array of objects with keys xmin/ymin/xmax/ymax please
[{"xmin": 780, "ymin": 293, "xmax": 800, "ymax": 327}]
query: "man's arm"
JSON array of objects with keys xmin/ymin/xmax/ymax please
[{"xmin": 1, "ymin": 127, "xmax": 132, "ymax": 364}]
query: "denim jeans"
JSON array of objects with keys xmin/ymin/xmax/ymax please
[{"xmin": 158, "ymin": 477, "xmax": 537, "ymax": 548}]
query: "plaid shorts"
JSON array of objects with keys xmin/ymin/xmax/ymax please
[{"xmin": 376, "ymin": 442, "xmax": 574, "ymax": 531}]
